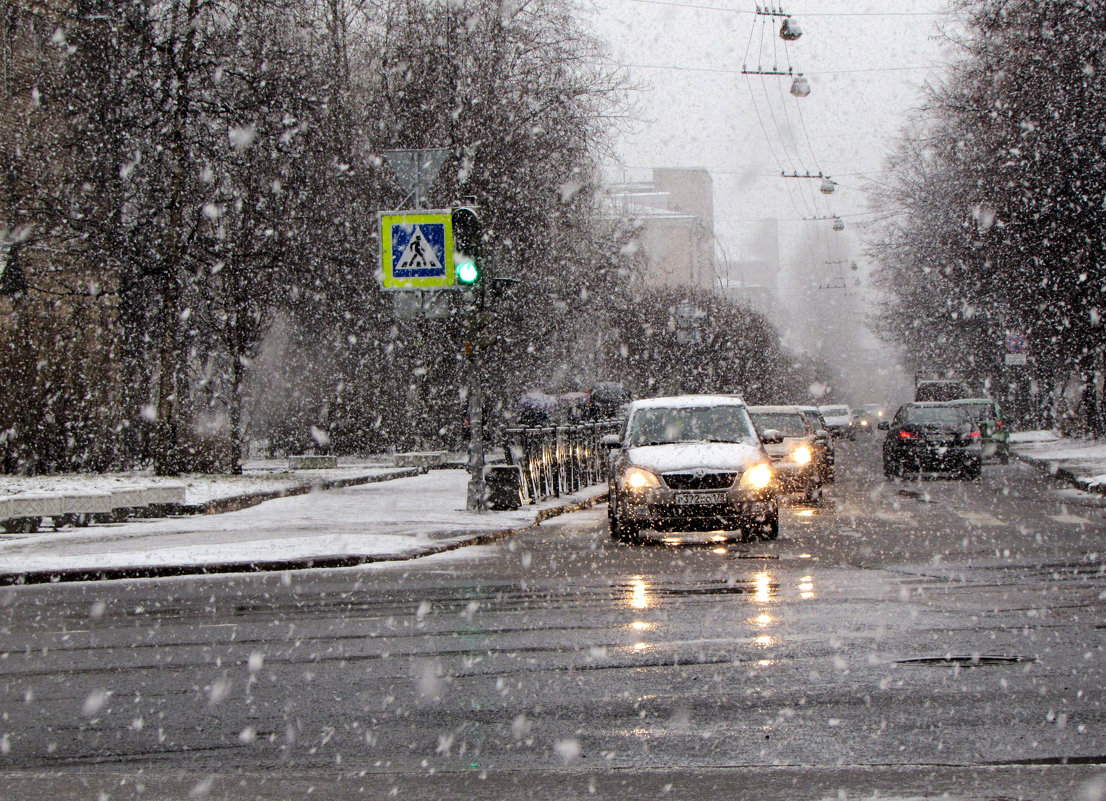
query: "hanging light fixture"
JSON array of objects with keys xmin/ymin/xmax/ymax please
[
  {"xmin": 790, "ymin": 75, "xmax": 811, "ymax": 97},
  {"xmin": 779, "ymin": 18, "xmax": 803, "ymax": 41},
  {"xmin": 832, "ymin": 216, "xmax": 845, "ymax": 231},
  {"xmin": 820, "ymin": 178, "xmax": 836, "ymax": 195}
]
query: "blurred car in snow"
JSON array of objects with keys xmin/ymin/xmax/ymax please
[
  {"xmin": 879, "ymin": 402, "xmax": 983, "ymax": 479},
  {"xmin": 748, "ymin": 405, "xmax": 828, "ymax": 502},
  {"xmin": 796, "ymin": 406, "xmax": 835, "ymax": 483},
  {"xmin": 948, "ymin": 397, "xmax": 1010, "ymax": 463},
  {"xmin": 602, "ymin": 395, "xmax": 779, "ymax": 542},
  {"xmin": 818, "ymin": 404, "xmax": 855, "ymax": 440},
  {"xmin": 855, "ymin": 404, "xmax": 886, "ymax": 434}
]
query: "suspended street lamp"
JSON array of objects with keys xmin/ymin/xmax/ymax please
[
  {"xmin": 779, "ymin": 17, "xmax": 803, "ymax": 41},
  {"xmin": 790, "ymin": 75, "xmax": 811, "ymax": 97},
  {"xmin": 820, "ymin": 178, "xmax": 836, "ymax": 195},
  {"xmin": 832, "ymin": 216, "xmax": 845, "ymax": 231}
]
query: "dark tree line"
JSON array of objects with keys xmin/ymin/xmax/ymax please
[
  {"xmin": 870, "ymin": 0, "xmax": 1106, "ymax": 433},
  {"xmin": 1, "ymin": 0, "xmax": 816, "ymax": 475}
]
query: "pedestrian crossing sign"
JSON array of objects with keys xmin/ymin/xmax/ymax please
[{"xmin": 379, "ymin": 210, "xmax": 455, "ymax": 290}]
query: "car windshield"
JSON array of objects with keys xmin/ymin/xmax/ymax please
[
  {"xmin": 905, "ymin": 406, "xmax": 968, "ymax": 425},
  {"xmin": 750, "ymin": 413, "xmax": 807, "ymax": 437},
  {"xmin": 627, "ymin": 405, "xmax": 755, "ymax": 446}
]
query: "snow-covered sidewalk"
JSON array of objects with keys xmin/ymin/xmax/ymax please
[
  {"xmin": 0, "ymin": 469, "xmax": 606, "ymax": 584},
  {"xmin": 1011, "ymin": 430, "xmax": 1106, "ymax": 492},
  {"xmin": 0, "ymin": 458, "xmax": 412, "ymax": 508}
]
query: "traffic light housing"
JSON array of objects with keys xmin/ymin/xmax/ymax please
[{"xmin": 451, "ymin": 207, "xmax": 482, "ymax": 288}]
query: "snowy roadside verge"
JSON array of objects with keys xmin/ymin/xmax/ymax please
[
  {"xmin": 0, "ymin": 459, "xmax": 416, "ymax": 509},
  {"xmin": 0, "ymin": 470, "xmax": 609, "ymax": 586},
  {"xmin": 1010, "ymin": 430, "xmax": 1106, "ymax": 494}
]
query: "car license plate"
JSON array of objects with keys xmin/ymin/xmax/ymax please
[{"xmin": 673, "ymin": 491, "xmax": 727, "ymax": 505}]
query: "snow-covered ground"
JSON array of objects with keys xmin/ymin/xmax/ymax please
[
  {"xmin": 0, "ymin": 468, "xmax": 604, "ymax": 579},
  {"xmin": 0, "ymin": 457, "xmax": 402, "ymax": 505},
  {"xmin": 1010, "ymin": 430, "xmax": 1106, "ymax": 489}
]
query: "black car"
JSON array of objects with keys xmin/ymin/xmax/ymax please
[{"xmin": 880, "ymin": 402, "xmax": 983, "ymax": 479}]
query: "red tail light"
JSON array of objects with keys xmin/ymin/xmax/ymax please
[
  {"xmin": 898, "ymin": 431, "xmax": 918, "ymax": 439},
  {"xmin": 969, "ymin": 430, "xmax": 981, "ymax": 439}
]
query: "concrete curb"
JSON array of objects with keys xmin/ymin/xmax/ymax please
[
  {"xmin": 175, "ymin": 467, "xmax": 423, "ymax": 515},
  {"xmin": 1011, "ymin": 450, "xmax": 1106, "ymax": 497},
  {"xmin": 0, "ymin": 487, "xmax": 608, "ymax": 587}
]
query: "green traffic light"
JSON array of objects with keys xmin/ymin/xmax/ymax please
[{"xmin": 456, "ymin": 259, "xmax": 479, "ymax": 285}]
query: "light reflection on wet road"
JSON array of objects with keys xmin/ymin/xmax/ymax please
[{"xmin": 2, "ymin": 439, "xmax": 1106, "ymax": 799}]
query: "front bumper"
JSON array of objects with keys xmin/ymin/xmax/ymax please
[{"xmin": 615, "ymin": 487, "xmax": 777, "ymax": 531}]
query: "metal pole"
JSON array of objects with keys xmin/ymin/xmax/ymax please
[{"xmin": 465, "ymin": 316, "xmax": 486, "ymax": 512}]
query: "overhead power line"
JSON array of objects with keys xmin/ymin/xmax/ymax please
[
  {"xmin": 622, "ymin": 0, "xmax": 953, "ymax": 16},
  {"xmin": 621, "ymin": 62, "xmax": 940, "ymax": 75}
]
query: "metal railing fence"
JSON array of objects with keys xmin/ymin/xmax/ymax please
[{"xmin": 502, "ymin": 420, "xmax": 620, "ymax": 503}]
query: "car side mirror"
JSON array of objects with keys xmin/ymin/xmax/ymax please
[
  {"xmin": 601, "ymin": 434, "xmax": 621, "ymax": 449},
  {"xmin": 877, "ymin": 421, "xmax": 890, "ymax": 431},
  {"xmin": 760, "ymin": 429, "xmax": 784, "ymax": 445},
  {"xmin": 815, "ymin": 429, "xmax": 830, "ymax": 440}
]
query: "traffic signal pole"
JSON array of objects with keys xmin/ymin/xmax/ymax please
[
  {"xmin": 453, "ymin": 207, "xmax": 487, "ymax": 513},
  {"xmin": 465, "ymin": 332, "xmax": 486, "ymax": 512}
]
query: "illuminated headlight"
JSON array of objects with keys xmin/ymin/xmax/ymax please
[
  {"xmin": 791, "ymin": 445, "xmax": 812, "ymax": 465},
  {"xmin": 622, "ymin": 466, "xmax": 660, "ymax": 490},
  {"xmin": 740, "ymin": 463, "xmax": 773, "ymax": 490}
]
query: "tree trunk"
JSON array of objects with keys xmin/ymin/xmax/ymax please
[{"xmin": 153, "ymin": 0, "xmax": 201, "ymax": 476}]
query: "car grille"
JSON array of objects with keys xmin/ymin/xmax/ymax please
[
  {"xmin": 662, "ymin": 472, "xmax": 737, "ymax": 490},
  {"xmin": 650, "ymin": 503, "xmax": 734, "ymax": 519}
]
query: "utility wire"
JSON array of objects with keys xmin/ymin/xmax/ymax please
[{"xmin": 622, "ymin": 0, "xmax": 952, "ymax": 17}]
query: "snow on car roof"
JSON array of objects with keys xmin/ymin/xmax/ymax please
[
  {"xmin": 747, "ymin": 405, "xmax": 805, "ymax": 414},
  {"xmin": 629, "ymin": 394, "xmax": 746, "ymax": 410}
]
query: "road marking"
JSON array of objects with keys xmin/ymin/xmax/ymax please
[
  {"xmin": 956, "ymin": 511, "xmax": 1005, "ymax": 527},
  {"xmin": 1049, "ymin": 513, "xmax": 1092, "ymax": 525}
]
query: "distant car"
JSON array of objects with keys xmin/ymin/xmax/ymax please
[
  {"xmin": 880, "ymin": 402, "xmax": 983, "ymax": 479},
  {"xmin": 797, "ymin": 406, "xmax": 835, "ymax": 483},
  {"xmin": 857, "ymin": 404, "xmax": 886, "ymax": 432},
  {"xmin": 603, "ymin": 395, "xmax": 779, "ymax": 542},
  {"xmin": 852, "ymin": 408, "xmax": 872, "ymax": 434},
  {"xmin": 748, "ymin": 405, "xmax": 827, "ymax": 502},
  {"xmin": 819, "ymin": 405, "xmax": 855, "ymax": 440},
  {"xmin": 948, "ymin": 398, "xmax": 1010, "ymax": 463}
]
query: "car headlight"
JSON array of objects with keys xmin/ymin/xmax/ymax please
[
  {"xmin": 740, "ymin": 463, "xmax": 773, "ymax": 490},
  {"xmin": 622, "ymin": 466, "xmax": 660, "ymax": 490},
  {"xmin": 791, "ymin": 445, "xmax": 812, "ymax": 465}
]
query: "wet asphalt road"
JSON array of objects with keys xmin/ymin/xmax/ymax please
[{"xmin": 2, "ymin": 438, "xmax": 1106, "ymax": 800}]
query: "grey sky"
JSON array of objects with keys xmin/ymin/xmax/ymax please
[{"xmin": 589, "ymin": 0, "xmax": 958, "ymax": 278}]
